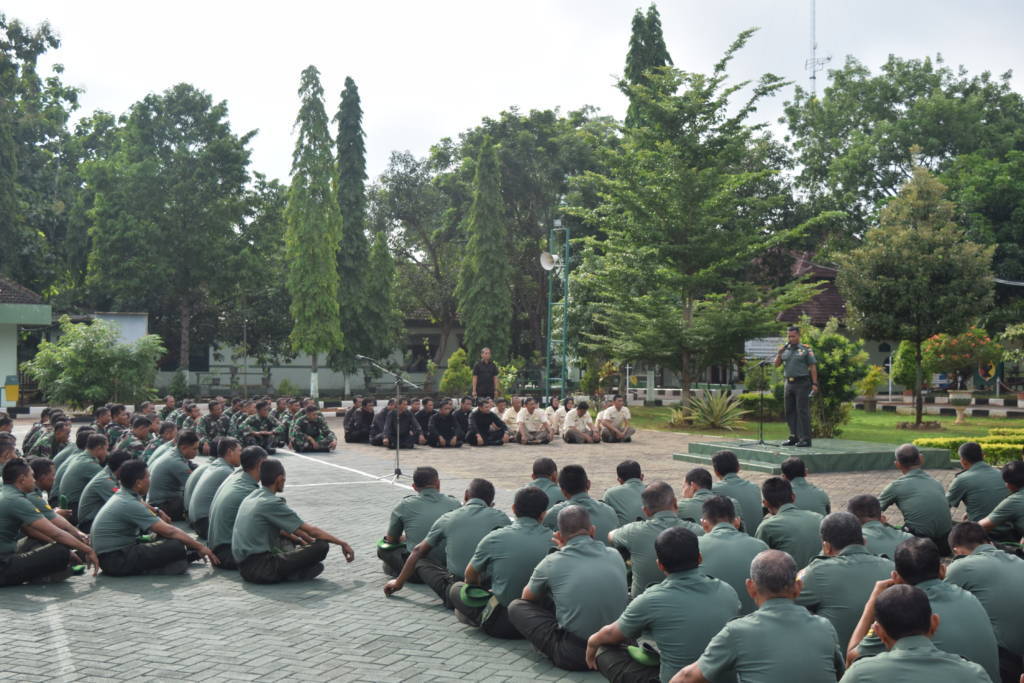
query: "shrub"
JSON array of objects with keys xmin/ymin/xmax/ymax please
[
  {"xmin": 676, "ymin": 390, "xmax": 749, "ymax": 430},
  {"xmin": 923, "ymin": 327, "xmax": 1002, "ymax": 378},
  {"xmin": 913, "ymin": 436, "xmax": 1024, "ymax": 463},
  {"xmin": 743, "ymin": 361, "xmax": 782, "ymax": 392},
  {"xmin": 856, "ymin": 365, "xmax": 888, "ymax": 397},
  {"xmin": 988, "ymin": 428, "xmax": 1024, "ymax": 437},
  {"xmin": 276, "ymin": 378, "xmax": 301, "ymax": 397},
  {"xmin": 890, "ymin": 340, "xmax": 924, "ymax": 389},
  {"xmin": 801, "ymin": 317, "xmax": 869, "ymax": 438},
  {"xmin": 737, "ymin": 391, "xmax": 784, "ymax": 420},
  {"xmin": 439, "ymin": 348, "xmax": 473, "ymax": 397},
  {"xmin": 167, "ymin": 369, "xmax": 188, "ymax": 398}
]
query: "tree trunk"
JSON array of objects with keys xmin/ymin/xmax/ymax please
[
  {"xmin": 680, "ymin": 299, "xmax": 694, "ymax": 404},
  {"xmin": 178, "ymin": 300, "xmax": 192, "ymax": 387},
  {"xmin": 343, "ymin": 373, "xmax": 350, "ymax": 398},
  {"xmin": 914, "ymin": 340, "xmax": 923, "ymax": 425},
  {"xmin": 310, "ymin": 352, "xmax": 319, "ymax": 399}
]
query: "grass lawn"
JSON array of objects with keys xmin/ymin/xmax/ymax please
[{"xmin": 629, "ymin": 405, "xmax": 1021, "ymax": 445}]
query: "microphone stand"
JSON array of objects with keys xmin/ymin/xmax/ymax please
[
  {"xmin": 756, "ymin": 359, "xmax": 770, "ymax": 446},
  {"xmin": 356, "ymin": 354, "xmax": 421, "ymax": 484}
]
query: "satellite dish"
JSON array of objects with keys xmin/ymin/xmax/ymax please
[{"xmin": 540, "ymin": 251, "xmax": 560, "ymax": 271}]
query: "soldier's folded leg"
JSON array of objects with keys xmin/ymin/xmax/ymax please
[
  {"xmin": 213, "ymin": 543, "xmax": 238, "ymax": 570},
  {"xmin": 999, "ymin": 646, "xmax": 1024, "ymax": 683},
  {"xmin": 152, "ymin": 497, "xmax": 185, "ymax": 521},
  {"xmin": 0, "ymin": 542, "xmax": 71, "ymax": 586},
  {"xmin": 414, "ymin": 558, "xmax": 456, "ymax": 607},
  {"xmin": 377, "ymin": 544, "xmax": 408, "ymax": 577},
  {"xmin": 192, "ymin": 517, "xmax": 209, "ymax": 539},
  {"xmin": 595, "ymin": 645, "xmax": 660, "ymax": 683},
  {"xmin": 449, "ymin": 581, "xmax": 484, "ymax": 625},
  {"xmin": 98, "ymin": 539, "xmax": 188, "ymax": 576},
  {"xmin": 238, "ymin": 539, "xmax": 329, "ymax": 584},
  {"xmin": 507, "ymin": 598, "xmax": 588, "ymax": 671}
]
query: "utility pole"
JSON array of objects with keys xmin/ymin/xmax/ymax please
[{"xmin": 805, "ymin": 0, "xmax": 831, "ymax": 96}]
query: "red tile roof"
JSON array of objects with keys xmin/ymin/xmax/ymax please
[{"xmin": 0, "ymin": 277, "xmax": 43, "ymax": 305}]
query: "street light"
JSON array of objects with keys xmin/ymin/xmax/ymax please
[{"xmin": 542, "ymin": 219, "xmax": 570, "ymax": 401}]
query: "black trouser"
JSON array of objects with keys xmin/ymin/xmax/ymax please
[
  {"xmin": 414, "ymin": 558, "xmax": 456, "ymax": 608},
  {"xmin": 376, "ymin": 545, "xmax": 424, "ymax": 584},
  {"xmin": 448, "ymin": 581, "xmax": 521, "ymax": 639},
  {"xmin": 507, "ymin": 599, "xmax": 589, "ymax": 671},
  {"xmin": 213, "ymin": 543, "xmax": 238, "ymax": 570},
  {"xmin": 595, "ymin": 646, "xmax": 660, "ymax": 683},
  {"xmin": 78, "ymin": 518, "xmax": 93, "ymax": 534},
  {"xmin": 152, "ymin": 497, "xmax": 185, "ymax": 522},
  {"xmin": 384, "ymin": 435, "xmax": 418, "ymax": 449},
  {"xmin": 905, "ymin": 526, "xmax": 952, "ymax": 556},
  {"xmin": 428, "ymin": 435, "xmax": 463, "ymax": 448},
  {"xmin": 785, "ymin": 376, "xmax": 812, "ymax": 441},
  {"xmin": 292, "ymin": 439, "xmax": 331, "ymax": 453},
  {"xmin": 98, "ymin": 539, "xmax": 187, "ymax": 576},
  {"xmin": 1000, "ymin": 646, "xmax": 1024, "ymax": 683},
  {"xmin": 470, "ymin": 430, "xmax": 505, "ymax": 446},
  {"xmin": 243, "ymin": 434, "xmax": 275, "ymax": 451},
  {"xmin": 192, "ymin": 517, "xmax": 209, "ymax": 540},
  {"xmin": 344, "ymin": 428, "xmax": 370, "ymax": 443},
  {"xmin": 238, "ymin": 540, "xmax": 329, "ymax": 584},
  {"xmin": 0, "ymin": 541, "xmax": 71, "ymax": 586}
]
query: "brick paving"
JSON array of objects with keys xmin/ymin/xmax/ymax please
[{"xmin": 2, "ymin": 417, "xmax": 966, "ymax": 681}]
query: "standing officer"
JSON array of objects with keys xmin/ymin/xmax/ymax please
[{"xmin": 773, "ymin": 325, "xmax": 818, "ymax": 447}]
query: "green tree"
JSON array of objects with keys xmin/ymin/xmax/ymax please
[
  {"xmin": 836, "ymin": 167, "xmax": 995, "ymax": 424},
  {"xmin": 21, "ymin": 316, "xmax": 165, "ymax": 409},
  {"xmin": 798, "ymin": 317, "xmax": 869, "ymax": 437},
  {"xmin": 455, "ymin": 136, "xmax": 512, "ymax": 362},
  {"xmin": 624, "ymin": 3, "xmax": 673, "ymax": 127},
  {"xmin": 439, "ymin": 347, "xmax": 473, "ymax": 396},
  {"xmin": 285, "ymin": 65, "xmax": 344, "ymax": 398},
  {"xmin": 362, "ymin": 229, "xmax": 402, "ymax": 362}
]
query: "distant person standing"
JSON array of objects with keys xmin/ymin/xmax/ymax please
[
  {"xmin": 774, "ymin": 325, "xmax": 818, "ymax": 447},
  {"xmin": 472, "ymin": 347, "xmax": 501, "ymax": 400}
]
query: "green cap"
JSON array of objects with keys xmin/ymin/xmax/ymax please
[
  {"xmin": 627, "ymin": 645, "xmax": 660, "ymax": 667},
  {"xmin": 70, "ymin": 565, "xmax": 86, "ymax": 576},
  {"xmin": 376, "ymin": 538, "xmax": 405, "ymax": 551},
  {"xmin": 459, "ymin": 584, "xmax": 492, "ymax": 607}
]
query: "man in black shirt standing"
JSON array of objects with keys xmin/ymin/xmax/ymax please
[{"xmin": 472, "ymin": 347, "xmax": 501, "ymax": 400}]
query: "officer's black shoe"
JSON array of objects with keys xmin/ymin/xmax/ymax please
[
  {"xmin": 185, "ymin": 549, "xmax": 203, "ymax": 563},
  {"xmin": 796, "ymin": 440, "xmax": 812, "ymax": 447},
  {"xmin": 783, "ymin": 436, "xmax": 799, "ymax": 446},
  {"xmin": 265, "ymin": 447, "xmax": 277, "ymax": 455}
]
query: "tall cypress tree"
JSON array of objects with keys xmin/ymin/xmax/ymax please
[
  {"xmin": 362, "ymin": 229, "xmax": 402, "ymax": 361},
  {"xmin": 624, "ymin": 3, "xmax": 673, "ymax": 127},
  {"xmin": 455, "ymin": 137, "xmax": 512, "ymax": 362},
  {"xmin": 284, "ymin": 65, "xmax": 344, "ymax": 398}
]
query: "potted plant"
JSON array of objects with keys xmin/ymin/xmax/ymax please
[{"xmin": 856, "ymin": 365, "xmax": 888, "ymax": 412}]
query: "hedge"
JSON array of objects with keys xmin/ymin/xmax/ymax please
[
  {"xmin": 913, "ymin": 437, "xmax": 1024, "ymax": 463},
  {"xmin": 737, "ymin": 392, "xmax": 784, "ymax": 420},
  {"xmin": 988, "ymin": 428, "xmax": 1024, "ymax": 437}
]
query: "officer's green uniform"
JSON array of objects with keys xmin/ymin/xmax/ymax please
[
  {"xmin": 27, "ymin": 433, "xmax": 66, "ymax": 461},
  {"xmin": 195, "ymin": 413, "xmax": 227, "ymax": 453},
  {"xmin": 187, "ymin": 458, "xmax": 235, "ymax": 537},
  {"xmin": 946, "ymin": 543, "xmax": 1024, "ymax": 658},
  {"xmin": 543, "ymin": 492, "xmax": 620, "ymax": 546},
  {"xmin": 789, "ymin": 476, "xmax": 831, "ymax": 515},
  {"xmin": 696, "ymin": 598, "xmax": 844, "ymax": 682},
  {"xmin": 182, "ymin": 459, "xmax": 212, "ymax": 514},
  {"xmin": 147, "ymin": 449, "xmax": 192, "ymax": 519},
  {"xmin": 602, "ymin": 478, "xmax": 645, "ymax": 526},
  {"xmin": 60, "ymin": 454, "xmax": 103, "ymax": 514},
  {"xmin": 146, "ymin": 439, "xmax": 176, "ymax": 465},
  {"xmin": 780, "ymin": 342, "xmax": 816, "ymax": 443},
  {"xmin": 0, "ymin": 484, "xmax": 70, "ymax": 585},
  {"xmin": 755, "ymin": 503, "xmax": 823, "ymax": 569},
  {"xmin": 231, "ymin": 486, "xmax": 329, "ymax": 584},
  {"xmin": 381, "ymin": 487, "xmax": 460, "ymax": 573},
  {"xmin": 26, "ymin": 488, "xmax": 57, "ymax": 524},
  {"xmin": 76, "ymin": 466, "xmax": 119, "ymax": 529},
  {"xmin": 796, "ymin": 544, "xmax": 895, "ymax": 647},
  {"xmin": 240, "ymin": 413, "xmax": 279, "ymax": 449},
  {"xmin": 91, "ymin": 488, "xmax": 186, "ymax": 576},
  {"xmin": 843, "ymin": 635, "xmax": 990, "ymax": 682},
  {"xmin": 855, "ymin": 578, "xmax": 999, "ymax": 682},
  {"xmin": 860, "ymin": 519, "xmax": 913, "ymax": 558},
  {"xmin": 985, "ymin": 489, "xmax": 1024, "ymax": 540},
  {"xmin": 698, "ymin": 521, "xmax": 769, "ymax": 615},
  {"xmin": 713, "ymin": 472, "xmax": 764, "ymax": 534},
  {"xmin": 141, "ymin": 437, "xmax": 170, "ymax": 464},
  {"xmin": 116, "ymin": 434, "xmax": 148, "ymax": 459},
  {"xmin": 528, "ymin": 477, "xmax": 564, "ymax": 509},
  {"xmin": 51, "ymin": 442, "xmax": 80, "ymax": 469},
  {"xmin": 602, "ymin": 569, "xmax": 740, "ymax": 683},
  {"xmin": 878, "ymin": 468, "xmax": 952, "ymax": 541},
  {"xmin": 106, "ymin": 423, "xmax": 127, "ymax": 446},
  {"xmin": 207, "ymin": 470, "xmax": 260, "ymax": 568},
  {"xmin": 51, "ymin": 451, "xmax": 87, "ymax": 504},
  {"xmin": 424, "ymin": 498, "xmax": 511, "ymax": 580},
  {"xmin": 610, "ymin": 510, "xmax": 703, "ymax": 596},
  {"xmin": 947, "ymin": 461, "xmax": 1008, "ymax": 524},
  {"xmin": 678, "ymin": 488, "xmax": 743, "ymax": 526},
  {"xmin": 289, "ymin": 415, "xmax": 336, "ymax": 452}
]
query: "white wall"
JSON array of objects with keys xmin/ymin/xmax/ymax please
[
  {"xmin": 95, "ymin": 313, "xmax": 150, "ymax": 344},
  {"xmin": 0, "ymin": 324, "xmax": 17, "ymax": 409}
]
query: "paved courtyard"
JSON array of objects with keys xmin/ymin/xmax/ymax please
[{"xmin": 3, "ymin": 417, "xmax": 963, "ymax": 682}]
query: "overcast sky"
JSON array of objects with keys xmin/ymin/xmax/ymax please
[{"xmin": 8, "ymin": 1, "xmax": 1024, "ymax": 182}]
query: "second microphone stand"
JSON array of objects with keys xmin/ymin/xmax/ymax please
[{"xmin": 357, "ymin": 354, "xmax": 421, "ymax": 484}]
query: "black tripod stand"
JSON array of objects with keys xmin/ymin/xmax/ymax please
[
  {"xmin": 754, "ymin": 359, "xmax": 774, "ymax": 446},
  {"xmin": 356, "ymin": 354, "xmax": 421, "ymax": 484}
]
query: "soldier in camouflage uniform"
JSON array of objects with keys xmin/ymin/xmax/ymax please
[
  {"xmin": 241, "ymin": 400, "xmax": 280, "ymax": 453},
  {"xmin": 158, "ymin": 395, "xmax": 176, "ymax": 419},
  {"xmin": 195, "ymin": 401, "xmax": 227, "ymax": 455},
  {"xmin": 289, "ymin": 405, "xmax": 336, "ymax": 453},
  {"xmin": 181, "ymin": 404, "xmax": 202, "ymax": 432},
  {"xmin": 89, "ymin": 406, "xmax": 112, "ymax": 437},
  {"xmin": 27, "ymin": 419, "xmax": 71, "ymax": 461},
  {"xmin": 173, "ymin": 400, "xmax": 194, "ymax": 429},
  {"xmin": 0, "ymin": 414, "xmax": 19, "ymax": 458},
  {"xmin": 143, "ymin": 421, "xmax": 177, "ymax": 463},
  {"xmin": 273, "ymin": 398, "xmax": 301, "ymax": 447},
  {"xmin": 21, "ymin": 407, "xmax": 55, "ymax": 453},
  {"xmin": 270, "ymin": 398, "xmax": 288, "ymax": 422},
  {"xmin": 114, "ymin": 416, "xmax": 154, "ymax": 459},
  {"xmin": 229, "ymin": 400, "xmax": 255, "ymax": 439},
  {"xmin": 106, "ymin": 404, "xmax": 130, "ymax": 445},
  {"xmin": 222, "ymin": 398, "xmax": 242, "ymax": 424}
]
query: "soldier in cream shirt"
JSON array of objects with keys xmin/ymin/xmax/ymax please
[
  {"xmin": 516, "ymin": 398, "xmax": 552, "ymax": 445},
  {"xmin": 502, "ymin": 397, "xmax": 522, "ymax": 440},
  {"xmin": 599, "ymin": 395, "xmax": 636, "ymax": 443},
  {"xmin": 563, "ymin": 401, "xmax": 602, "ymax": 444}
]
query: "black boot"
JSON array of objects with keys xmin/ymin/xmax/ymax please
[{"xmin": 784, "ymin": 436, "xmax": 799, "ymax": 446}]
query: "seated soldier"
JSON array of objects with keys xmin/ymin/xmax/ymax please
[
  {"xmin": 182, "ymin": 404, "xmax": 202, "ymax": 433},
  {"xmin": 384, "ymin": 478, "xmax": 510, "ymax": 606},
  {"xmin": 467, "ymin": 398, "xmax": 510, "ymax": 446},
  {"xmin": 589, "ymin": 526, "xmax": 740, "ymax": 683},
  {"xmin": 143, "ymin": 421, "xmax": 177, "ymax": 464},
  {"xmin": 980, "ymin": 460, "xmax": 1024, "ymax": 543},
  {"xmin": 604, "ymin": 460, "xmax": 646, "ymax": 525},
  {"xmin": 28, "ymin": 459, "xmax": 90, "ymax": 543},
  {"xmin": 369, "ymin": 399, "xmax": 395, "ymax": 447},
  {"xmin": 60, "ymin": 432, "xmax": 109, "ymax": 524},
  {"xmin": 158, "ymin": 395, "xmax": 176, "ymax": 419},
  {"xmin": 0, "ymin": 458, "xmax": 98, "ymax": 584},
  {"xmin": 599, "ymin": 395, "xmax": 636, "ymax": 443},
  {"xmin": 207, "ymin": 446, "xmax": 267, "ymax": 569},
  {"xmin": 232, "ymin": 459, "xmax": 355, "ymax": 583},
  {"xmin": 228, "ymin": 400, "xmax": 254, "ymax": 438},
  {"xmin": 91, "ymin": 459, "xmax": 217, "ymax": 576},
  {"xmin": 449, "ymin": 486, "xmax": 554, "ymax": 638},
  {"xmin": 509, "ymin": 506, "xmax": 629, "ymax": 671},
  {"xmin": 414, "ymin": 398, "xmax": 436, "ymax": 436},
  {"xmin": 711, "ymin": 450, "xmax": 764, "ymax": 535},
  {"xmin": 502, "ymin": 397, "xmax": 522, "ymax": 440},
  {"xmin": 382, "ymin": 398, "xmax": 426, "ymax": 449},
  {"xmin": 27, "ymin": 418, "xmax": 71, "ymax": 461},
  {"xmin": 22, "ymin": 407, "xmax": 53, "ymax": 453},
  {"xmin": 77, "ymin": 449, "xmax": 135, "ymax": 533},
  {"xmin": 344, "ymin": 398, "xmax": 375, "ymax": 443},
  {"xmin": 270, "ymin": 397, "xmax": 288, "ymax": 422},
  {"xmin": 754, "ymin": 476, "xmax": 824, "ymax": 570},
  {"xmin": 678, "ymin": 467, "xmax": 744, "ymax": 530},
  {"xmin": 846, "ymin": 494, "xmax": 913, "ymax": 558},
  {"xmin": 289, "ymin": 405, "xmax": 337, "ymax": 453},
  {"xmin": 610, "ymin": 481, "xmax": 702, "ymax": 597},
  {"xmin": 946, "ymin": 521, "xmax": 1024, "ymax": 682},
  {"xmin": 543, "ymin": 465, "xmax": 620, "ymax": 546},
  {"xmin": 545, "ymin": 396, "xmax": 564, "ymax": 439},
  {"xmin": 273, "ymin": 398, "xmax": 302, "ymax": 447},
  {"xmin": 114, "ymin": 416, "xmax": 153, "ymax": 459},
  {"xmin": 674, "ymin": 550, "xmax": 845, "ymax": 683},
  {"xmin": 780, "ymin": 456, "xmax": 831, "ymax": 515},
  {"xmin": 240, "ymin": 400, "xmax": 279, "ymax": 454},
  {"xmin": 427, "ymin": 400, "xmax": 464, "ymax": 448},
  {"xmin": 948, "ymin": 442, "xmax": 1010, "ymax": 535},
  {"xmin": 89, "ymin": 406, "xmax": 111, "ymax": 439},
  {"xmin": 187, "ymin": 437, "xmax": 241, "ymax": 539},
  {"xmin": 847, "ymin": 537, "xmax": 999, "ymax": 682},
  {"xmin": 796, "ymin": 512, "xmax": 895, "ymax": 648},
  {"xmin": 50, "ymin": 428, "xmax": 97, "ymax": 505},
  {"xmin": 378, "ymin": 466, "xmax": 461, "ymax": 577},
  {"xmin": 843, "ymin": 584, "xmax": 989, "ymax": 682},
  {"xmin": 516, "ymin": 397, "xmax": 552, "ymax": 445},
  {"xmin": 527, "ymin": 457, "xmax": 564, "ymax": 509},
  {"xmin": 148, "ymin": 430, "xmax": 200, "ymax": 520},
  {"xmin": 454, "ymin": 396, "xmax": 474, "ymax": 437},
  {"xmin": 196, "ymin": 401, "xmax": 228, "ymax": 456},
  {"xmin": 52, "ymin": 424, "xmax": 89, "ymax": 468},
  {"xmin": 879, "ymin": 444, "xmax": 953, "ymax": 554},
  {"xmin": 562, "ymin": 401, "xmax": 601, "ymax": 444},
  {"xmin": 107, "ymin": 405, "xmax": 131, "ymax": 444},
  {"xmin": 698, "ymin": 495, "xmax": 768, "ymax": 615}
]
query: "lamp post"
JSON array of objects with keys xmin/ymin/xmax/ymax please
[{"xmin": 542, "ymin": 219, "xmax": 570, "ymax": 401}]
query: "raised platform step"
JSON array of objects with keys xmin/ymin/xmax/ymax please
[{"xmin": 672, "ymin": 451, "xmax": 781, "ymax": 474}]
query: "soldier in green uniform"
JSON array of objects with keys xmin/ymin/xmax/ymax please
[
  {"xmin": 60, "ymin": 432, "xmax": 108, "ymax": 523},
  {"xmin": 711, "ymin": 450, "xmax": 764, "ymax": 534},
  {"xmin": 76, "ymin": 449, "xmax": 135, "ymax": 533},
  {"xmin": 948, "ymin": 442, "xmax": 1009, "ymax": 529},
  {"xmin": 27, "ymin": 419, "xmax": 70, "ymax": 461},
  {"xmin": 270, "ymin": 397, "xmax": 288, "ymax": 422},
  {"xmin": 879, "ymin": 444, "xmax": 953, "ymax": 554},
  {"xmin": 27, "ymin": 459, "xmax": 90, "ymax": 542},
  {"xmin": 21, "ymin": 407, "xmax": 54, "ymax": 453},
  {"xmin": 0, "ymin": 458, "xmax": 98, "ymax": 584},
  {"xmin": 796, "ymin": 512, "xmax": 895, "ymax": 647},
  {"xmin": 143, "ymin": 421, "xmax": 177, "ymax": 464},
  {"xmin": 158, "ymin": 395, "xmax": 176, "ymax": 419},
  {"xmin": 543, "ymin": 465, "xmax": 620, "ymax": 546},
  {"xmin": 848, "ymin": 537, "xmax": 999, "ymax": 682},
  {"xmin": 194, "ymin": 401, "xmax": 226, "ymax": 456},
  {"xmin": 846, "ymin": 494, "xmax": 913, "ymax": 558},
  {"xmin": 51, "ymin": 430, "xmax": 101, "ymax": 506},
  {"xmin": 603, "ymin": 460, "xmax": 645, "ymax": 525},
  {"xmin": 52, "ymin": 425, "xmax": 93, "ymax": 470},
  {"xmin": 527, "ymin": 457, "xmax": 564, "ymax": 509},
  {"xmin": 207, "ymin": 446, "xmax": 267, "ymax": 569},
  {"xmin": 274, "ymin": 398, "xmax": 302, "ymax": 447},
  {"xmin": 90, "ymin": 406, "xmax": 112, "ymax": 436},
  {"xmin": 678, "ymin": 468, "xmax": 743, "ymax": 528},
  {"xmin": 947, "ymin": 521, "xmax": 1024, "ymax": 681},
  {"xmin": 180, "ymin": 403, "xmax": 202, "ymax": 432},
  {"xmin": 508, "ymin": 506, "xmax": 629, "ymax": 672},
  {"xmin": 228, "ymin": 400, "xmax": 254, "ymax": 438},
  {"xmin": 231, "ymin": 458, "xmax": 355, "ymax": 583},
  {"xmin": 610, "ymin": 481, "xmax": 703, "ymax": 597},
  {"xmin": 449, "ymin": 486, "xmax": 554, "ymax": 638},
  {"xmin": 378, "ymin": 466, "xmax": 460, "ymax": 577},
  {"xmin": 106, "ymin": 404, "xmax": 130, "ymax": 445},
  {"xmin": 384, "ymin": 478, "xmax": 510, "ymax": 606},
  {"xmin": 773, "ymin": 325, "xmax": 818, "ymax": 447},
  {"xmin": 781, "ymin": 456, "xmax": 831, "ymax": 515},
  {"xmin": 174, "ymin": 401, "xmax": 195, "ymax": 429},
  {"xmin": 842, "ymin": 584, "xmax": 990, "ymax": 682},
  {"xmin": 187, "ymin": 437, "xmax": 240, "ymax": 539},
  {"xmin": 221, "ymin": 398, "xmax": 241, "ymax": 424},
  {"xmin": 755, "ymin": 477, "xmax": 824, "ymax": 569},
  {"xmin": 697, "ymin": 495, "xmax": 768, "ymax": 615},
  {"xmin": 980, "ymin": 460, "xmax": 1024, "ymax": 543},
  {"xmin": 588, "ymin": 526, "xmax": 740, "ymax": 683},
  {"xmin": 289, "ymin": 405, "xmax": 337, "ymax": 452},
  {"xmin": 240, "ymin": 400, "xmax": 280, "ymax": 453},
  {"xmin": 114, "ymin": 416, "xmax": 153, "ymax": 459},
  {"xmin": 148, "ymin": 430, "xmax": 200, "ymax": 520}
]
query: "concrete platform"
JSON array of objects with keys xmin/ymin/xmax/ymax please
[{"xmin": 674, "ymin": 438, "xmax": 953, "ymax": 474}]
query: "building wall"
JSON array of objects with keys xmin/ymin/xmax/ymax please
[
  {"xmin": 0, "ymin": 324, "xmax": 17, "ymax": 408},
  {"xmin": 94, "ymin": 313, "xmax": 150, "ymax": 344}
]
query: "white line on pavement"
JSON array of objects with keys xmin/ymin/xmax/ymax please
[
  {"xmin": 289, "ymin": 452, "xmax": 414, "ymax": 491},
  {"xmin": 288, "ymin": 481, "xmax": 394, "ymax": 488}
]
